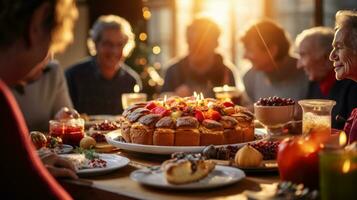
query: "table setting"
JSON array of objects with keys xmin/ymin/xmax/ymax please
[{"xmin": 30, "ymin": 90, "xmax": 356, "ymax": 200}]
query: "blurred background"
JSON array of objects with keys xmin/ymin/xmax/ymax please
[{"xmin": 56, "ymin": 0, "xmax": 357, "ymax": 99}]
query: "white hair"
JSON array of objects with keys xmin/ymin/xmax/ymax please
[
  {"xmin": 295, "ymin": 26, "xmax": 334, "ymax": 57},
  {"xmin": 87, "ymin": 15, "xmax": 135, "ymax": 57},
  {"xmin": 335, "ymin": 10, "xmax": 357, "ymax": 51}
]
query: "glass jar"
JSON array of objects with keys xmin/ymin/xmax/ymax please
[
  {"xmin": 49, "ymin": 118, "xmax": 84, "ymax": 146},
  {"xmin": 298, "ymin": 99, "xmax": 336, "ymax": 137}
]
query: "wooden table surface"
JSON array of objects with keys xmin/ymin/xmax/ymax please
[{"xmin": 63, "ymin": 150, "xmax": 280, "ymax": 200}]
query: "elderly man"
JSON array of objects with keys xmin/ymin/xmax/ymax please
[
  {"xmin": 330, "ymin": 10, "xmax": 357, "ymax": 143},
  {"xmin": 0, "ymin": 0, "xmax": 77, "ymax": 198},
  {"xmin": 242, "ymin": 20, "xmax": 309, "ymax": 105},
  {"xmin": 295, "ymin": 26, "xmax": 357, "ymax": 129},
  {"xmin": 66, "ymin": 15, "xmax": 142, "ymax": 115},
  {"xmin": 161, "ymin": 17, "xmax": 237, "ymax": 98}
]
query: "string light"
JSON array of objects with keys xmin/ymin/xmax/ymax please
[
  {"xmin": 142, "ymin": 7, "xmax": 151, "ymax": 20},
  {"xmin": 152, "ymin": 46, "xmax": 161, "ymax": 54},
  {"xmin": 139, "ymin": 32, "xmax": 147, "ymax": 41}
]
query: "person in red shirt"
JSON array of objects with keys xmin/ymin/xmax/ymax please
[
  {"xmin": 0, "ymin": 0, "xmax": 78, "ymax": 199},
  {"xmin": 329, "ymin": 10, "xmax": 357, "ymax": 144}
]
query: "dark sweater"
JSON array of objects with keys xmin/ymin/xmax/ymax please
[
  {"xmin": 66, "ymin": 57, "xmax": 141, "ymax": 115},
  {"xmin": 307, "ymin": 79, "xmax": 357, "ymax": 129}
]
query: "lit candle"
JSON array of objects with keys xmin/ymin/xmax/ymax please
[
  {"xmin": 163, "ymin": 95, "xmax": 167, "ymax": 107},
  {"xmin": 319, "ymin": 133, "xmax": 357, "ymax": 200}
]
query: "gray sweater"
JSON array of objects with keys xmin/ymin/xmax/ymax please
[
  {"xmin": 243, "ymin": 56, "xmax": 309, "ymax": 103},
  {"xmin": 12, "ymin": 62, "xmax": 73, "ymax": 131}
]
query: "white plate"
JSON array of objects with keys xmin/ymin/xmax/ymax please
[
  {"xmin": 53, "ymin": 144, "xmax": 73, "ymax": 154},
  {"xmin": 37, "ymin": 144, "xmax": 73, "ymax": 156},
  {"xmin": 130, "ymin": 165, "xmax": 245, "ymax": 190},
  {"xmin": 106, "ymin": 129, "xmax": 268, "ymax": 155},
  {"xmin": 60, "ymin": 154, "xmax": 129, "ymax": 177}
]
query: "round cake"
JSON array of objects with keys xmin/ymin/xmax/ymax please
[{"xmin": 120, "ymin": 96, "xmax": 255, "ymax": 146}]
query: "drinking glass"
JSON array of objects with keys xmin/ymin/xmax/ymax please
[
  {"xmin": 121, "ymin": 93, "xmax": 147, "ymax": 109},
  {"xmin": 298, "ymin": 99, "xmax": 336, "ymax": 136}
]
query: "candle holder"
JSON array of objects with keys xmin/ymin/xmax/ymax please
[
  {"xmin": 121, "ymin": 93, "xmax": 147, "ymax": 110},
  {"xmin": 319, "ymin": 149, "xmax": 357, "ymax": 200},
  {"xmin": 49, "ymin": 118, "xmax": 84, "ymax": 146},
  {"xmin": 213, "ymin": 85, "xmax": 241, "ymax": 104}
]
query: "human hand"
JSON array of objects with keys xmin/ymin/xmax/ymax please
[
  {"xmin": 41, "ymin": 153, "xmax": 78, "ymax": 179},
  {"xmin": 174, "ymin": 84, "xmax": 192, "ymax": 97}
]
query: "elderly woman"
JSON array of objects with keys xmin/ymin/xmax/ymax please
[
  {"xmin": 330, "ymin": 10, "xmax": 357, "ymax": 143},
  {"xmin": 295, "ymin": 27, "xmax": 357, "ymax": 129},
  {"xmin": 66, "ymin": 15, "xmax": 142, "ymax": 115}
]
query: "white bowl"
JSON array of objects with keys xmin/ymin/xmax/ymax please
[{"xmin": 254, "ymin": 103, "xmax": 294, "ymax": 128}]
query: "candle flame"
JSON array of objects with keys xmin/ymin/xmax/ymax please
[
  {"xmin": 339, "ymin": 131, "xmax": 347, "ymax": 147},
  {"xmin": 200, "ymin": 92, "xmax": 204, "ymax": 100},
  {"xmin": 62, "ymin": 123, "xmax": 65, "ymax": 134},
  {"xmin": 193, "ymin": 91, "xmax": 197, "ymax": 98},
  {"xmin": 164, "ymin": 95, "xmax": 167, "ymax": 102},
  {"xmin": 223, "ymin": 84, "xmax": 229, "ymax": 91},
  {"xmin": 133, "ymin": 84, "xmax": 140, "ymax": 93},
  {"xmin": 342, "ymin": 159, "xmax": 351, "ymax": 173}
]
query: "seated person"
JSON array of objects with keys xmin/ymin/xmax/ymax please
[
  {"xmin": 161, "ymin": 17, "xmax": 237, "ymax": 98},
  {"xmin": 66, "ymin": 15, "xmax": 142, "ymax": 115},
  {"xmin": 11, "ymin": 54, "xmax": 73, "ymax": 131},
  {"xmin": 329, "ymin": 10, "xmax": 357, "ymax": 143},
  {"xmin": 241, "ymin": 20, "xmax": 309, "ymax": 104},
  {"xmin": 295, "ymin": 26, "xmax": 357, "ymax": 129},
  {"xmin": 0, "ymin": 0, "xmax": 78, "ymax": 198}
]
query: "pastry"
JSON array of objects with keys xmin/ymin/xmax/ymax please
[
  {"xmin": 153, "ymin": 116, "xmax": 175, "ymax": 146},
  {"xmin": 162, "ymin": 153, "xmax": 215, "ymax": 184},
  {"xmin": 199, "ymin": 119, "xmax": 224, "ymax": 145},
  {"xmin": 120, "ymin": 96, "xmax": 255, "ymax": 146},
  {"xmin": 175, "ymin": 116, "xmax": 200, "ymax": 146},
  {"xmin": 130, "ymin": 114, "xmax": 161, "ymax": 145}
]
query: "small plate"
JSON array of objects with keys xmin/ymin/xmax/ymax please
[
  {"xmin": 37, "ymin": 144, "xmax": 73, "ymax": 156},
  {"xmin": 237, "ymin": 160, "xmax": 278, "ymax": 173},
  {"xmin": 52, "ymin": 144, "xmax": 73, "ymax": 154},
  {"xmin": 60, "ymin": 154, "xmax": 129, "ymax": 177},
  {"xmin": 130, "ymin": 165, "xmax": 245, "ymax": 190},
  {"xmin": 106, "ymin": 129, "xmax": 268, "ymax": 155}
]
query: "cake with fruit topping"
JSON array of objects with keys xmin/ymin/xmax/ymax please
[{"xmin": 120, "ymin": 96, "xmax": 255, "ymax": 146}]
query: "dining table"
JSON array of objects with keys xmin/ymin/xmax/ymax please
[{"xmin": 60, "ymin": 148, "xmax": 280, "ymax": 200}]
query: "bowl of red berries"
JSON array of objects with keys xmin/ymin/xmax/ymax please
[
  {"xmin": 254, "ymin": 96, "xmax": 295, "ymax": 134},
  {"xmin": 87, "ymin": 120, "xmax": 120, "ymax": 143}
]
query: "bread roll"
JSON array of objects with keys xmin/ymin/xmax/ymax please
[{"xmin": 199, "ymin": 119, "xmax": 224, "ymax": 145}]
